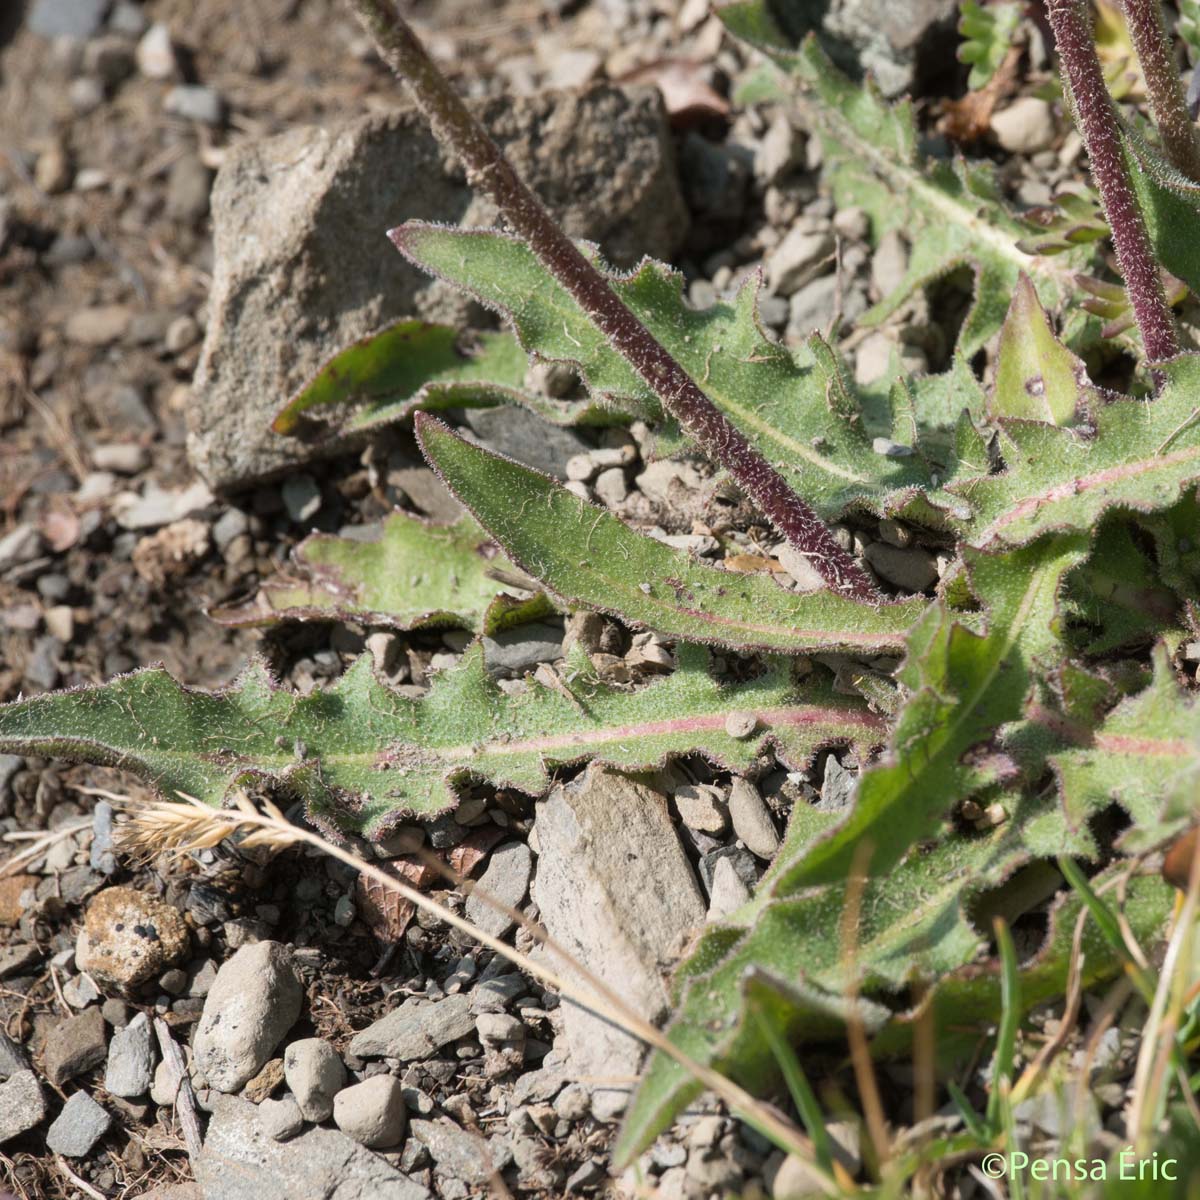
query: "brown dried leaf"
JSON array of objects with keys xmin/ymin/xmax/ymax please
[
  {"xmin": 355, "ymin": 855, "xmax": 439, "ymax": 942},
  {"xmin": 448, "ymin": 825, "xmax": 507, "ymax": 877},
  {"xmin": 937, "ymin": 44, "xmax": 1021, "ymax": 145}
]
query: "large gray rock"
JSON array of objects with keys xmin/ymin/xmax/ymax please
[
  {"xmin": 197, "ymin": 1097, "xmax": 432, "ymax": 1200},
  {"xmin": 531, "ymin": 766, "xmax": 705, "ymax": 1116},
  {"xmin": 193, "ymin": 941, "xmax": 302, "ymax": 1093},
  {"xmin": 189, "ymin": 86, "xmax": 687, "ymax": 491}
]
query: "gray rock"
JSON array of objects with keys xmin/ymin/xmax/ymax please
[
  {"xmin": 0, "ymin": 944, "xmax": 40, "ymax": 981},
  {"xmin": 464, "ymin": 841, "xmax": 533, "ymax": 939},
  {"xmin": 259, "ymin": 1094, "xmax": 305, "ymax": 1141},
  {"xmin": 136, "ymin": 23, "xmax": 176, "ymax": 78},
  {"xmin": 197, "ymin": 1096, "xmax": 432, "ymax": 1200},
  {"xmin": 281, "ymin": 474, "xmax": 321, "ymax": 523},
  {"xmin": 819, "ymin": 755, "xmax": 856, "ymax": 812},
  {"xmin": 29, "ymin": 0, "xmax": 109, "ymax": 39},
  {"xmin": 166, "ymin": 155, "xmax": 213, "ymax": 222},
  {"xmin": 411, "ymin": 1119, "xmax": 513, "ymax": 1187},
  {"xmin": 706, "ymin": 855, "xmax": 752, "ymax": 921},
  {"xmin": 283, "ymin": 1038, "xmax": 346, "ymax": 1123},
  {"xmin": 767, "ymin": 226, "xmax": 834, "ymax": 296},
  {"xmin": 90, "ymin": 800, "xmax": 116, "ymax": 875},
  {"xmin": 349, "ymin": 994, "xmax": 474, "ymax": 1061},
  {"xmin": 679, "ymin": 132, "xmax": 747, "ymax": 223},
  {"xmin": 991, "ymin": 97, "xmax": 1057, "ymax": 155},
  {"xmin": 0, "ymin": 1070, "xmax": 46, "ymax": 1144},
  {"xmin": 44, "ymin": 1007, "xmax": 107, "ymax": 1086},
  {"xmin": 0, "ymin": 524, "xmax": 43, "ymax": 573},
  {"xmin": 193, "ymin": 941, "xmax": 302, "ymax": 1093},
  {"xmin": 460, "ymin": 406, "xmax": 591, "ymax": 479},
  {"xmin": 105, "ymin": 1012, "xmax": 157, "ymax": 1098},
  {"xmin": 673, "ymin": 783, "xmax": 728, "ymax": 834},
  {"xmin": 0, "ymin": 1030, "xmax": 30, "ymax": 1081},
  {"xmin": 333, "ymin": 1075, "xmax": 407, "ymax": 1149},
  {"xmin": 532, "ymin": 766, "xmax": 705, "ymax": 1112},
  {"xmin": 863, "ymin": 542, "xmax": 938, "ymax": 591},
  {"xmin": 870, "ymin": 230, "xmax": 909, "ymax": 301},
  {"xmin": 189, "ymin": 88, "xmax": 685, "ymax": 491},
  {"xmin": 46, "ymin": 1090, "xmax": 112, "ymax": 1158},
  {"xmin": 780, "ymin": 0, "xmax": 958, "ymax": 98},
  {"xmin": 482, "ymin": 622, "xmax": 564, "ymax": 678},
  {"xmin": 755, "ymin": 114, "xmax": 802, "ymax": 185},
  {"xmin": 727, "ymin": 778, "xmax": 780, "ymax": 859},
  {"xmin": 470, "ymin": 975, "xmax": 527, "ymax": 1014},
  {"xmin": 164, "ymin": 84, "xmax": 224, "ymax": 125}
]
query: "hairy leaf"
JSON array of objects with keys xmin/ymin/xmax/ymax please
[
  {"xmin": 773, "ymin": 535, "xmax": 1087, "ymax": 889},
  {"xmin": 209, "ymin": 511, "xmax": 546, "ymax": 635},
  {"xmin": 952, "ymin": 354, "xmax": 1200, "ymax": 548},
  {"xmin": 1052, "ymin": 646, "xmax": 1200, "ymax": 847},
  {"xmin": 274, "ymin": 319, "xmax": 621, "ymax": 444},
  {"xmin": 0, "ymin": 645, "xmax": 887, "ymax": 840},
  {"xmin": 715, "ymin": 10, "xmax": 1100, "ymax": 355},
  {"xmin": 991, "ymin": 274, "xmax": 1085, "ymax": 426},
  {"xmin": 616, "ymin": 795, "xmax": 1168, "ymax": 1160},
  {"xmin": 416, "ymin": 415, "xmax": 924, "ymax": 654},
  {"xmin": 393, "ymin": 224, "xmax": 972, "ymax": 525}
]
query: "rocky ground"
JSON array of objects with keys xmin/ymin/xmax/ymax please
[{"xmin": 0, "ymin": 0, "xmax": 1134, "ymax": 1197}]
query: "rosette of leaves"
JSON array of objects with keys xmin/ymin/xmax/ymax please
[{"xmin": 1, "ymin": 0, "xmax": 1199, "ymax": 1175}]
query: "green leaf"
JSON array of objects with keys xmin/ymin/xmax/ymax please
[
  {"xmin": 777, "ymin": 535, "xmax": 1087, "ymax": 890},
  {"xmin": 416, "ymin": 415, "xmax": 924, "ymax": 654},
  {"xmin": 273, "ymin": 320, "xmax": 527, "ymax": 437},
  {"xmin": 209, "ymin": 511, "xmax": 546, "ymax": 635},
  {"xmin": 991, "ymin": 274, "xmax": 1085, "ymax": 426},
  {"xmin": 958, "ymin": 0, "xmax": 1021, "ymax": 90},
  {"xmin": 1062, "ymin": 518, "xmax": 1181, "ymax": 655},
  {"xmin": 394, "ymin": 223, "xmax": 966, "ymax": 524},
  {"xmin": 273, "ymin": 319, "xmax": 619, "ymax": 443},
  {"xmin": 0, "ymin": 644, "xmax": 887, "ymax": 840},
  {"xmin": 714, "ymin": 16, "xmax": 1100, "ymax": 356},
  {"xmin": 1052, "ymin": 646, "xmax": 1200, "ymax": 849},
  {"xmin": 1122, "ymin": 124, "xmax": 1200, "ymax": 298},
  {"xmin": 952, "ymin": 354, "xmax": 1200, "ymax": 548},
  {"xmin": 618, "ymin": 799, "xmax": 1173, "ymax": 1162}
]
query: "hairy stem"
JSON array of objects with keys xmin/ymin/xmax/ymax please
[
  {"xmin": 348, "ymin": 0, "xmax": 879, "ymax": 600},
  {"xmin": 1047, "ymin": 0, "xmax": 1179, "ymax": 370},
  {"xmin": 1122, "ymin": 0, "xmax": 1200, "ymax": 182}
]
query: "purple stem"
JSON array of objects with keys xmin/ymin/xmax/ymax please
[
  {"xmin": 1047, "ymin": 0, "xmax": 1179, "ymax": 371},
  {"xmin": 348, "ymin": 0, "xmax": 880, "ymax": 601},
  {"xmin": 1122, "ymin": 0, "xmax": 1200, "ymax": 183}
]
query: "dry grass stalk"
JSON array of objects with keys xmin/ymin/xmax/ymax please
[{"xmin": 118, "ymin": 792, "xmax": 833, "ymax": 1191}]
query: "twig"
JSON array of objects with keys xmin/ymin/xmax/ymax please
[
  {"xmin": 1046, "ymin": 0, "xmax": 1179, "ymax": 374},
  {"xmin": 55, "ymin": 1156, "xmax": 107, "ymax": 1200},
  {"xmin": 153, "ymin": 1017, "xmax": 203, "ymax": 1166},
  {"xmin": 348, "ymin": 0, "xmax": 879, "ymax": 601}
]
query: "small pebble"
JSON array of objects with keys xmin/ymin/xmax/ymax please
[
  {"xmin": 333, "ymin": 1075, "xmax": 407, "ymax": 1149},
  {"xmin": 164, "ymin": 84, "xmax": 225, "ymax": 125}
]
